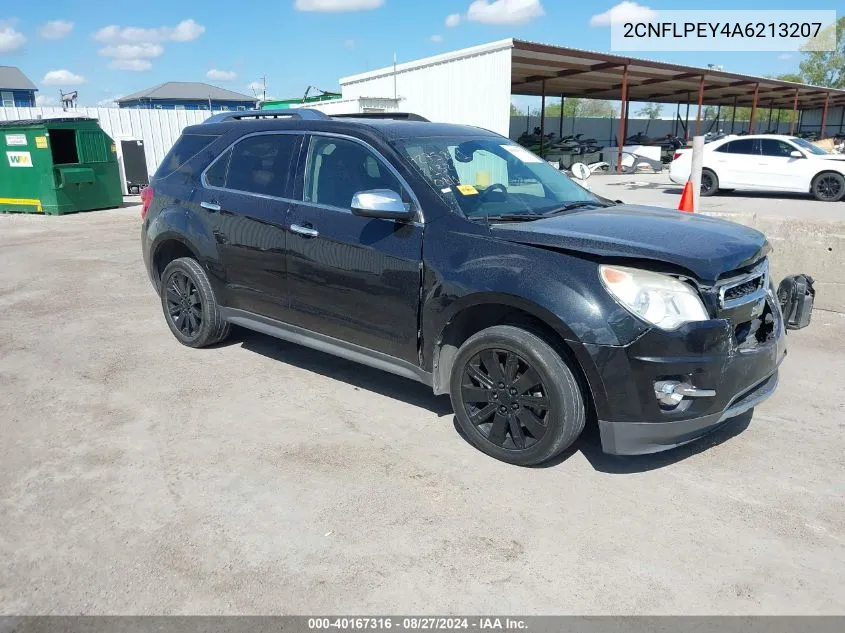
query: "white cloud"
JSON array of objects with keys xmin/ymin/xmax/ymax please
[
  {"xmin": 778, "ymin": 53, "xmax": 793, "ymax": 60},
  {"xmin": 0, "ymin": 24, "xmax": 26, "ymax": 52},
  {"xmin": 93, "ymin": 19, "xmax": 205, "ymax": 44},
  {"xmin": 109, "ymin": 59, "xmax": 152, "ymax": 71},
  {"xmin": 36, "ymin": 95, "xmax": 59, "ymax": 106},
  {"xmin": 445, "ymin": 13, "xmax": 462, "ymax": 27},
  {"xmin": 467, "ymin": 0, "xmax": 544, "ymax": 25},
  {"xmin": 207, "ymin": 69, "xmax": 237, "ymax": 81},
  {"xmin": 39, "ymin": 20, "xmax": 74, "ymax": 40},
  {"xmin": 169, "ymin": 19, "xmax": 205, "ymax": 41},
  {"xmin": 344, "ymin": 39, "xmax": 356, "ymax": 49},
  {"xmin": 42, "ymin": 69, "xmax": 86, "ymax": 86},
  {"xmin": 589, "ymin": 1, "xmax": 656, "ymax": 27},
  {"xmin": 295, "ymin": 0, "xmax": 383, "ymax": 11},
  {"xmin": 94, "ymin": 19, "xmax": 204, "ymax": 72},
  {"xmin": 247, "ymin": 80, "xmax": 266, "ymax": 93},
  {"xmin": 97, "ymin": 94, "xmax": 123, "ymax": 107},
  {"xmin": 430, "ymin": 34, "xmax": 444, "ymax": 43},
  {"xmin": 99, "ymin": 43, "xmax": 164, "ymax": 59}
]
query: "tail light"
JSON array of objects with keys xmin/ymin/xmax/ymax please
[
  {"xmin": 140, "ymin": 186, "xmax": 153, "ymax": 220},
  {"xmin": 672, "ymin": 152, "xmax": 682, "ymax": 161}
]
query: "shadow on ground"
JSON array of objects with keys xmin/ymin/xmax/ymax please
[
  {"xmin": 232, "ymin": 327, "xmax": 753, "ymax": 472},
  {"xmin": 234, "ymin": 327, "xmax": 453, "ymax": 417}
]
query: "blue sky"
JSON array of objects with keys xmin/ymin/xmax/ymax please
[{"xmin": 0, "ymin": 0, "xmax": 826, "ymax": 107}]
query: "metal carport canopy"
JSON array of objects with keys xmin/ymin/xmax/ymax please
[{"xmin": 511, "ymin": 39, "xmax": 845, "ymax": 109}]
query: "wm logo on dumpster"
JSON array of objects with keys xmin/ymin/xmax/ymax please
[{"xmin": 7, "ymin": 151, "xmax": 33, "ymax": 168}]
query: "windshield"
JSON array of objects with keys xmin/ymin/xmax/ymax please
[
  {"xmin": 790, "ymin": 137, "xmax": 832, "ymax": 155},
  {"xmin": 392, "ymin": 136, "xmax": 602, "ymax": 219}
]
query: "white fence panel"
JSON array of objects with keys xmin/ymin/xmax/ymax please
[{"xmin": 0, "ymin": 106, "xmax": 216, "ymax": 179}]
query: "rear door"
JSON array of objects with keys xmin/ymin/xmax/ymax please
[
  {"xmin": 200, "ymin": 132, "xmax": 304, "ymax": 322},
  {"xmin": 711, "ymin": 138, "xmax": 759, "ymax": 188},
  {"xmin": 285, "ymin": 133, "xmax": 424, "ymax": 364}
]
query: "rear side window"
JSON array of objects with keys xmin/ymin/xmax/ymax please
[
  {"xmin": 224, "ymin": 134, "xmax": 301, "ymax": 198},
  {"xmin": 204, "ymin": 148, "xmax": 231, "ymax": 188},
  {"xmin": 155, "ymin": 134, "xmax": 218, "ymax": 178},
  {"xmin": 719, "ymin": 139, "xmax": 758, "ymax": 155}
]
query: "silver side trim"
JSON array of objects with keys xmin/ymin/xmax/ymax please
[{"xmin": 219, "ymin": 308, "xmax": 433, "ymax": 387}]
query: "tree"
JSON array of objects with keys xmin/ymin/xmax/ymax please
[
  {"xmin": 636, "ymin": 103, "xmax": 663, "ymax": 119},
  {"xmin": 798, "ymin": 16, "xmax": 845, "ymax": 88},
  {"xmin": 510, "ymin": 103, "xmax": 523, "ymax": 116}
]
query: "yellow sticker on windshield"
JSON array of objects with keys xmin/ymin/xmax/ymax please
[{"xmin": 456, "ymin": 184, "xmax": 479, "ymax": 196}]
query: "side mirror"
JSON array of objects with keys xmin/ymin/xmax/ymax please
[
  {"xmin": 351, "ymin": 189, "xmax": 414, "ymax": 220},
  {"xmin": 570, "ymin": 162, "xmax": 591, "ymax": 180},
  {"xmin": 790, "ymin": 150, "xmax": 804, "ymax": 159}
]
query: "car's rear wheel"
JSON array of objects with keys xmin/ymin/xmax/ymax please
[
  {"xmin": 811, "ymin": 172, "xmax": 845, "ymax": 202},
  {"xmin": 160, "ymin": 257, "xmax": 230, "ymax": 348},
  {"xmin": 449, "ymin": 325, "xmax": 585, "ymax": 466},
  {"xmin": 700, "ymin": 169, "xmax": 718, "ymax": 197}
]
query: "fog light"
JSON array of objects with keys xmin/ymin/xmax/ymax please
[{"xmin": 654, "ymin": 380, "xmax": 717, "ymax": 408}]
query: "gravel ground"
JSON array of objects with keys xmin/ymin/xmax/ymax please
[{"xmin": 0, "ymin": 204, "xmax": 843, "ymax": 615}]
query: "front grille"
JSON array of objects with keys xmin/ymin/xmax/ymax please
[
  {"xmin": 724, "ymin": 278, "xmax": 763, "ymax": 303},
  {"xmin": 717, "ymin": 259, "xmax": 769, "ymax": 310}
]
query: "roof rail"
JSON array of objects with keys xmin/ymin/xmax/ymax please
[
  {"xmin": 203, "ymin": 108, "xmax": 330, "ymax": 124},
  {"xmin": 332, "ymin": 112, "xmax": 430, "ymax": 122}
]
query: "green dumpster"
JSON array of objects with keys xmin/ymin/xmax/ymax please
[{"xmin": 0, "ymin": 117, "xmax": 123, "ymax": 215}]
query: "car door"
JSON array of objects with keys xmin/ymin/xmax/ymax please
[
  {"xmin": 285, "ymin": 133, "xmax": 424, "ymax": 364},
  {"xmin": 711, "ymin": 138, "xmax": 760, "ymax": 188},
  {"xmin": 200, "ymin": 132, "xmax": 304, "ymax": 322},
  {"xmin": 758, "ymin": 138, "xmax": 805, "ymax": 191}
]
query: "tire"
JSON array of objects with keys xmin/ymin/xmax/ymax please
[
  {"xmin": 700, "ymin": 169, "xmax": 718, "ymax": 197},
  {"xmin": 449, "ymin": 325, "xmax": 585, "ymax": 466},
  {"xmin": 160, "ymin": 257, "xmax": 231, "ymax": 348},
  {"xmin": 811, "ymin": 172, "xmax": 845, "ymax": 202}
]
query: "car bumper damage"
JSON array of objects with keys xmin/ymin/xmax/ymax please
[{"xmin": 574, "ymin": 267, "xmax": 800, "ymax": 455}]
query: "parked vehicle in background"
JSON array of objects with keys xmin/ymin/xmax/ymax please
[
  {"xmin": 141, "ymin": 110, "xmax": 806, "ymax": 466},
  {"xmin": 670, "ymin": 134, "xmax": 845, "ymax": 201}
]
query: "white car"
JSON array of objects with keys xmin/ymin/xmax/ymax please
[{"xmin": 669, "ymin": 134, "xmax": 845, "ymax": 202}]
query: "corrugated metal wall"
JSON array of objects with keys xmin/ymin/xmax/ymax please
[
  {"xmin": 0, "ymin": 106, "xmax": 214, "ymax": 177},
  {"xmin": 800, "ymin": 106, "xmax": 845, "ymax": 136},
  {"xmin": 341, "ymin": 43, "xmax": 513, "ymax": 136}
]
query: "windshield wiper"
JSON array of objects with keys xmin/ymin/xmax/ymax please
[
  {"xmin": 540, "ymin": 201, "xmax": 609, "ymax": 215},
  {"xmin": 484, "ymin": 214, "xmax": 546, "ymax": 222}
]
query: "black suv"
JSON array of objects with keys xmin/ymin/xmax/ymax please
[{"xmin": 142, "ymin": 109, "xmax": 789, "ymax": 465}]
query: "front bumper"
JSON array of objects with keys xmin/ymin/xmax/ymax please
[{"xmin": 571, "ymin": 293, "xmax": 787, "ymax": 455}]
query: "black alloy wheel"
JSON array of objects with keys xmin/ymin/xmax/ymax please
[
  {"xmin": 460, "ymin": 348, "xmax": 550, "ymax": 451},
  {"xmin": 700, "ymin": 169, "xmax": 718, "ymax": 197},
  {"xmin": 165, "ymin": 271, "xmax": 202, "ymax": 339},
  {"xmin": 812, "ymin": 173, "xmax": 845, "ymax": 202}
]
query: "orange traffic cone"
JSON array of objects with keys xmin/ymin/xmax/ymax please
[{"xmin": 678, "ymin": 180, "xmax": 694, "ymax": 213}]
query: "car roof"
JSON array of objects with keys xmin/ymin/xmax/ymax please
[
  {"xmin": 186, "ymin": 116, "xmax": 500, "ymax": 143},
  {"xmin": 717, "ymin": 134, "xmax": 798, "ymax": 142}
]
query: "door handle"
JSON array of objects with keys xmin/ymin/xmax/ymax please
[
  {"xmin": 291, "ymin": 223, "xmax": 319, "ymax": 238},
  {"xmin": 201, "ymin": 201, "xmax": 221, "ymax": 212}
]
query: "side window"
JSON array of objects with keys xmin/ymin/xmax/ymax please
[
  {"xmin": 155, "ymin": 134, "xmax": 219, "ymax": 178},
  {"xmin": 760, "ymin": 139, "xmax": 795, "ymax": 157},
  {"xmin": 727, "ymin": 138, "xmax": 758, "ymax": 155},
  {"xmin": 225, "ymin": 134, "xmax": 300, "ymax": 198},
  {"xmin": 204, "ymin": 148, "xmax": 231, "ymax": 188},
  {"xmin": 715, "ymin": 142, "xmax": 732, "ymax": 153},
  {"xmin": 304, "ymin": 136, "xmax": 405, "ymax": 209}
]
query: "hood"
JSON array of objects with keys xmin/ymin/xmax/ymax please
[
  {"xmin": 489, "ymin": 204, "xmax": 769, "ymax": 282},
  {"xmin": 818, "ymin": 154, "xmax": 845, "ymax": 161}
]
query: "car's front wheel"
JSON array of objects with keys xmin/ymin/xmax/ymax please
[
  {"xmin": 811, "ymin": 172, "xmax": 845, "ymax": 202},
  {"xmin": 449, "ymin": 325, "xmax": 586, "ymax": 466},
  {"xmin": 160, "ymin": 257, "xmax": 230, "ymax": 348}
]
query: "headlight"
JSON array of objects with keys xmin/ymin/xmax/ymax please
[{"xmin": 599, "ymin": 265, "xmax": 708, "ymax": 330}]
